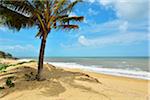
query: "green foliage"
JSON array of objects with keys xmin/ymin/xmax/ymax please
[
  {"xmin": 29, "ymin": 60, "xmax": 36, "ymax": 63},
  {"xmin": 0, "ymin": 51, "xmax": 15, "ymax": 59},
  {"xmin": 0, "ymin": 0, "xmax": 84, "ymax": 36},
  {"xmin": 0, "ymin": 86, "xmax": 5, "ymax": 90},
  {"xmin": 0, "ymin": 0, "xmax": 83, "ymax": 80},
  {"xmin": 0, "ymin": 64, "xmax": 9, "ymax": 71},
  {"xmin": 17, "ymin": 61, "xmax": 28, "ymax": 65},
  {"xmin": 6, "ymin": 77, "xmax": 15, "ymax": 88},
  {"xmin": 0, "ymin": 60, "xmax": 35, "ymax": 71}
]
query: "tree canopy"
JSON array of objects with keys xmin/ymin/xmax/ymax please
[{"xmin": 0, "ymin": 0, "xmax": 84, "ymax": 38}]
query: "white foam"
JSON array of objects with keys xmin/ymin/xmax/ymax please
[
  {"xmin": 17, "ymin": 59, "xmax": 35, "ymax": 62},
  {"xmin": 122, "ymin": 61, "xmax": 127, "ymax": 64},
  {"xmin": 47, "ymin": 62, "xmax": 150, "ymax": 80}
]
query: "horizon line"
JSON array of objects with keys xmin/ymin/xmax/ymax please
[{"xmin": 17, "ymin": 56, "xmax": 150, "ymax": 58}]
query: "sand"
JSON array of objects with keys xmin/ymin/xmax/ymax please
[{"xmin": 0, "ymin": 59, "xmax": 149, "ymax": 100}]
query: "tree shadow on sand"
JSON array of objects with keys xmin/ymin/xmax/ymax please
[{"xmin": 0, "ymin": 63, "xmax": 111, "ymax": 100}]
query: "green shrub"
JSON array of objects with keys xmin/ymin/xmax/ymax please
[
  {"xmin": 0, "ymin": 64, "xmax": 8, "ymax": 71},
  {"xmin": 6, "ymin": 77, "xmax": 15, "ymax": 88},
  {"xmin": 29, "ymin": 60, "xmax": 36, "ymax": 63},
  {"xmin": 0, "ymin": 86, "xmax": 5, "ymax": 90},
  {"xmin": 17, "ymin": 61, "xmax": 27, "ymax": 65}
]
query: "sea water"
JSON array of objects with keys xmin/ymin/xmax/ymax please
[{"xmin": 20, "ymin": 57, "xmax": 150, "ymax": 80}]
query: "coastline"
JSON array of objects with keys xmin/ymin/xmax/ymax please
[
  {"xmin": 47, "ymin": 62, "xmax": 150, "ymax": 80},
  {"xmin": 14, "ymin": 58, "xmax": 150, "ymax": 80},
  {"xmin": 0, "ymin": 59, "xmax": 149, "ymax": 100}
]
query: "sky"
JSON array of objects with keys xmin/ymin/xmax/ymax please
[{"xmin": 0, "ymin": 0, "xmax": 149, "ymax": 57}]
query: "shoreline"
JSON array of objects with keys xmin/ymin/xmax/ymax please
[
  {"xmin": 0, "ymin": 59, "xmax": 149, "ymax": 100},
  {"xmin": 46, "ymin": 61, "xmax": 150, "ymax": 80},
  {"xmin": 49, "ymin": 62, "xmax": 150, "ymax": 80},
  {"xmin": 64, "ymin": 67, "xmax": 149, "ymax": 81},
  {"xmin": 15, "ymin": 59, "xmax": 150, "ymax": 80}
]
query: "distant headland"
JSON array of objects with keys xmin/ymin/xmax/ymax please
[{"xmin": 0, "ymin": 51, "xmax": 17, "ymax": 59}]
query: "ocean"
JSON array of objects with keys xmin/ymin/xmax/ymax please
[{"xmin": 20, "ymin": 57, "xmax": 150, "ymax": 80}]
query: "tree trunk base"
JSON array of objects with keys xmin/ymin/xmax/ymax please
[
  {"xmin": 36, "ymin": 75, "xmax": 46, "ymax": 81},
  {"xmin": 37, "ymin": 36, "xmax": 47, "ymax": 81}
]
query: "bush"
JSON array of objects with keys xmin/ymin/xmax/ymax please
[
  {"xmin": 0, "ymin": 86, "xmax": 5, "ymax": 90},
  {"xmin": 0, "ymin": 64, "xmax": 8, "ymax": 71},
  {"xmin": 6, "ymin": 77, "xmax": 15, "ymax": 88}
]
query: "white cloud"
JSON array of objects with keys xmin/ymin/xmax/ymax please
[
  {"xmin": 83, "ymin": 17, "xmax": 88, "ymax": 23},
  {"xmin": 84, "ymin": 0, "xmax": 148, "ymax": 22},
  {"xmin": 0, "ymin": 44, "xmax": 35, "ymax": 51},
  {"xmin": 0, "ymin": 25, "xmax": 14, "ymax": 33},
  {"xmin": 78, "ymin": 35, "xmax": 90, "ymax": 46},
  {"xmin": 89, "ymin": 0, "xmax": 149, "ymax": 21},
  {"xmin": 98, "ymin": 0, "xmax": 114, "ymax": 6},
  {"xmin": 119, "ymin": 21, "xmax": 128, "ymax": 32},
  {"xmin": 79, "ymin": 0, "xmax": 149, "ymax": 46},
  {"xmin": 0, "ymin": 38, "xmax": 14, "ymax": 42},
  {"xmin": 81, "ymin": 20, "xmax": 130, "ymax": 34},
  {"xmin": 84, "ymin": 0, "xmax": 96, "ymax": 3},
  {"xmin": 62, "ymin": 0, "xmax": 149, "ymax": 50},
  {"xmin": 69, "ymin": 12, "xmax": 77, "ymax": 17},
  {"xmin": 0, "ymin": 44, "xmax": 39, "ymax": 57},
  {"xmin": 78, "ymin": 17, "xmax": 149, "ymax": 47},
  {"xmin": 88, "ymin": 8, "xmax": 99, "ymax": 15},
  {"xmin": 82, "ymin": 0, "xmax": 148, "ymax": 34},
  {"xmin": 0, "ymin": 26, "xmax": 8, "ymax": 32},
  {"xmin": 115, "ymin": 0, "xmax": 148, "ymax": 21},
  {"xmin": 78, "ymin": 32, "xmax": 148, "ymax": 47}
]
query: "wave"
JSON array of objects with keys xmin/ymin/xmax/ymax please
[
  {"xmin": 17, "ymin": 59, "xmax": 150, "ymax": 80},
  {"xmin": 17, "ymin": 59, "xmax": 35, "ymax": 62},
  {"xmin": 46, "ymin": 62, "xmax": 150, "ymax": 80}
]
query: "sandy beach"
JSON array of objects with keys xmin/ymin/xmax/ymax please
[
  {"xmin": 0, "ymin": 0, "xmax": 149, "ymax": 100},
  {"xmin": 0, "ymin": 59, "xmax": 149, "ymax": 100}
]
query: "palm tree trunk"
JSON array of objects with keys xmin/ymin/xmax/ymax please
[{"xmin": 36, "ymin": 36, "xmax": 47, "ymax": 81}]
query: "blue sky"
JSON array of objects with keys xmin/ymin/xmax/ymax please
[{"xmin": 0, "ymin": 0, "xmax": 149, "ymax": 57}]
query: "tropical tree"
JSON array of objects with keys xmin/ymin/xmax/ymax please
[{"xmin": 0, "ymin": 0, "xmax": 84, "ymax": 80}]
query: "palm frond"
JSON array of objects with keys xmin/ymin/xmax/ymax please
[
  {"xmin": 0, "ymin": 5, "xmax": 34, "ymax": 31},
  {"xmin": 57, "ymin": 24, "xmax": 79, "ymax": 30},
  {"xmin": 0, "ymin": 0, "xmax": 35, "ymax": 16},
  {"xmin": 32, "ymin": 0, "xmax": 45, "ymax": 12},
  {"xmin": 58, "ymin": 0, "xmax": 82, "ymax": 15},
  {"xmin": 53, "ymin": 0, "xmax": 68, "ymax": 14},
  {"xmin": 35, "ymin": 28, "xmax": 42, "ymax": 38},
  {"xmin": 60, "ymin": 16, "xmax": 84, "ymax": 23},
  {"xmin": 56, "ymin": 15, "xmax": 68, "ymax": 19},
  {"xmin": 0, "ymin": 0, "xmax": 84, "ymax": 37}
]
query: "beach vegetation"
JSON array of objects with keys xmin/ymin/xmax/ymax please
[
  {"xmin": 0, "ymin": 60, "xmax": 34, "ymax": 72},
  {"xmin": 6, "ymin": 77, "xmax": 15, "ymax": 88},
  {"xmin": 0, "ymin": 0, "xmax": 84, "ymax": 81},
  {"xmin": 0, "ymin": 86, "xmax": 5, "ymax": 90},
  {"xmin": 0, "ymin": 64, "xmax": 9, "ymax": 71},
  {"xmin": 0, "ymin": 51, "xmax": 15, "ymax": 59}
]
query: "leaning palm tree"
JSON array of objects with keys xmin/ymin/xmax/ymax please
[{"xmin": 0, "ymin": 0, "xmax": 84, "ymax": 80}]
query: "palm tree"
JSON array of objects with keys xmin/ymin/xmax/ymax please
[{"xmin": 0, "ymin": 0, "xmax": 84, "ymax": 80}]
